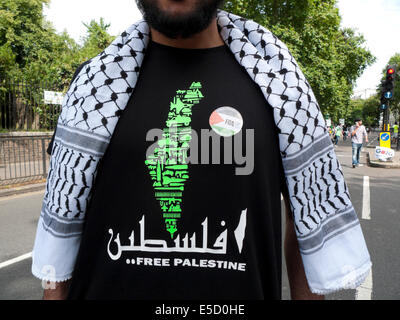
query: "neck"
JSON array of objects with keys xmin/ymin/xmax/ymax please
[{"xmin": 150, "ymin": 18, "xmax": 225, "ymax": 49}]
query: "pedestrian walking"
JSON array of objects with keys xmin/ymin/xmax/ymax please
[
  {"xmin": 350, "ymin": 118, "xmax": 369, "ymax": 168},
  {"xmin": 334, "ymin": 124, "xmax": 342, "ymax": 146},
  {"xmin": 343, "ymin": 125, "xmax": 348, "ymax": 142},
  {"xmin": 330, "ymin": 126, "xmax": 336, "ymax": 144},
  {"xmin": 393, "ymin": 122, "xmax": 399, "ymax": 145}
]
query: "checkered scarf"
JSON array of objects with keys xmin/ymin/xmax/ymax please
[{"xmin": 32, "ymin": 10, "xmax": 371, "ymax": 295}]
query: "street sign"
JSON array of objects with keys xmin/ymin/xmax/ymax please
[
  {"xmin": 375, "ymin": 146, "xmax": 395, "ymax": 162},
  {"xmin": 381, "ymin": 133, "xmax": 390, "ymax": 141},
  {"xmin": 380, "ymin": 132, "xmax": 391, "ymax": 149},
  {"xmin": 384, "ymin": 91, "xmax": 393, "ymax": 99},
  {"xmin": 326, "ymin": 119, "xmax": 331, "ymax": 127},
  {"xmin": 381, "ymin": 104, "xmax": 388, "ymax": 110},
  {"xmin": 44, "ymin": 90, "xmax": 64, "ymax": 105}
]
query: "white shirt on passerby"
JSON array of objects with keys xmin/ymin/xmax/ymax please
[{"xmin": 350, "ymin": 125, "xmax": 368, "ymax": 144}]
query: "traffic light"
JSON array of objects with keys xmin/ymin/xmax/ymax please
[
  {"xmin": 380, "ymin": 65, "xmax": 396, "ymax": 132},
  {"xmin": 383, "ymin": 65, "xmax": 396, "ymax": 99},
  {"xmin": 387, "ymin": 66, "xmax": 395, "ymax": 77},
  {"xmin": 380, "ymin": 65, "xmax": 396, "ymax": 110},
  {"xmin": 380, "ymin": 90, "xmax": 389, "ymax": 110}
]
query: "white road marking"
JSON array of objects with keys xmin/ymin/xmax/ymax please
[
  {"xmin": 355, "ymin": 176, "xmax": 373, "ymax": 300},
  {"xmin": 0, "ymin": 252, "xmax": 32, "ymax": 270},
  {"xmin": 336, "ymin": 153, "xmax": 350, "ymax": 156},
  {"xmin": 362, "ymin": 176, "xmax": 371, "ymax": 220},
  {"xmin": 355, "ymin": 269, "xmax": 373, "ymax": 300}
]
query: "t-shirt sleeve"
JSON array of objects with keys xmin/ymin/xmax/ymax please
[
  {"xmin": 46, "ymin": 61, "xmax": 91, "ymax": 155},
  {"xmin": 46, "ymin": 126, "xmax": 56, "ymax": 155},
  {"xmin": 279, "ymin": 160, "xmax": 289, "ymax": 199}
]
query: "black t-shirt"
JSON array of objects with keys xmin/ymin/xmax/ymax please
[{"xmin": 66, "ymin": 40, "xmax": 288, "ymax": 300}]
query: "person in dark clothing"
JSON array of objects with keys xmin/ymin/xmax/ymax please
[{"xmin": 33, "ymin": 0, "xmax": 370, "ymax": 301}]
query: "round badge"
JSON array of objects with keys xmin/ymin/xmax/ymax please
[{"xmin": 209, "ymin": 106, "xmax": 243, "ymax": 137}]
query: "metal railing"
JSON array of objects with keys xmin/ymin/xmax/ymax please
[
  {"xmin": 0, "ymin": 79, "xmax": 62, "ymax": 131},
  {"xmin": 0, "ymin": 135, "xmax": 52, "ymax": 186}
]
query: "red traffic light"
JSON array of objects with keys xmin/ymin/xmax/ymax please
[{"xmin": 388, "ymin": 68, "xmax": 395, "ymax": 75}]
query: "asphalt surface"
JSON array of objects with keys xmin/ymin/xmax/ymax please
[
  {"xmin": 0, "ymin": 191, "xmax": 43, "ymax": 300},
  {"xmin": 282, "ymin": 136, "xmax": 400, "ymax": 300},
  {"xmin": 1, "ymin": 138, "xmax": 399, "ymax": 300}
]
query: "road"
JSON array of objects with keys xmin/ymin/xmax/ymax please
[
  {"xmin": 282, "ymin": 136, "xmax": 400, "ymax": 300},
  {"xmin": 0, "ymin": 191, "xmax": 43, "ymax": 299},
  {"xmin": 1, "ymin": 138, "xmax": 399, "ymax": 300}
]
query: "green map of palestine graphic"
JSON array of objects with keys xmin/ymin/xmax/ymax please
[{"xmin": 145, "ymin": 82, "xmax": 204, "ymax": 238}]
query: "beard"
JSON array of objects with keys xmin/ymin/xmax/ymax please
[{"xmin": 136, "ymin": 0, "xmax": 225, "ymax": 39}]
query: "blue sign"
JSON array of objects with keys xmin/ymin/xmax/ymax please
[
  {"xmin": 381, "ymin": 104, "xmax": 388, "ymax": 110},
  {"xmin": 381, "ymin": 133, "xmax": 390, "ymax": 141},
  {"xmin": 384, "ymin": 91, "xmax": 393, "ymax": 99}
]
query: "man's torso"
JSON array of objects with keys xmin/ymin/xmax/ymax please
[
  {"xmin": 67, "ymin": 41, "xmax": 286, "ymax": 300},
  {"xmin": 351, "ymin": 125, "xmax": 366, "ymax": 144}
]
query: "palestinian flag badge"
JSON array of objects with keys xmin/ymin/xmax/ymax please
[{"xmin": 209, "ymin": 106, "xmax": 243, "ymax": 137}]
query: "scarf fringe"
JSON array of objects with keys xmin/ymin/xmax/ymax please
[
  {"xmin": 310, "ymin": 261, "xmax": 372, "ymax": 295},
  {"xmin": 31, "ymin": 264, "xmax": 73, "ymax": 283}
]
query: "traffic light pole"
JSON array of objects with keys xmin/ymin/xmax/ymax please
[
  {"xmin": 381, "ymin": 99, "xmax": 389, "ymax": 132},
  {"xmin": 397, "ymin": 115, "xmax": 400, "ymax": 151},
  {"xmin": 398, "ymin": 128, "xmax": 400, "ymax": 151},
  {"xmin": 380, "ymin": 65, "xmax": 396, "ymax": 147},
  {"xmin": 383, "ymin": 105, "xmax": 390, "ymax": 132}
]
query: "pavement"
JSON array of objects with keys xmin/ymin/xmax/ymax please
[
  {"xmin": 364, "ymin": 132, "xmax": 400, "ymax": 168},
  {"xmin": 1, "ymin": 139, "xmax": 400, "ymax": 300},
  {"xmin": 367, "ymin": 149, "xmax": 400, "ymax": 169},
  {"xmin": 0, "ymin": 182, "xmax": 46, "ymax": 198}
]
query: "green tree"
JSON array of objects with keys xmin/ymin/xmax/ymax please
[
  {"xmin": 349, "ymin": 95, "xmax": 380, "ymax": 128},
  {"xmin": 80, "ymin": 18, "xmax": 114, "ymax": 59},
  {"xmin": 0, "ymin": 0, "xmax": 115, "ymax": 88},
  {"xmin": 0, "ymin": 0, "xmax": 76, "ymax": 85},
  {"xmin": 0, "ymin": 0, "xmax": 115, "ymax": 130},
  {"xmin": 223, "ymin": 0, "xmax": 375, "ymax": 123}
]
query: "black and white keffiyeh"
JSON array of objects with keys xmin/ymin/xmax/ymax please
[{"xmin": 32, "ymin": 9, "xmax": 371, "ymax": 294}]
